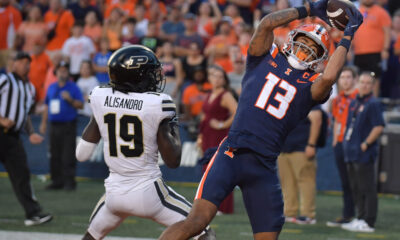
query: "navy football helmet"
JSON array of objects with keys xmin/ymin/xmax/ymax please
[{"xmin": 107, "ymin": 45, "xmax": 165, "ymax": 93}]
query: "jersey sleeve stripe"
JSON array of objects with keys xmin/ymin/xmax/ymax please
[
  {"xmin": 88, "ymin": 194, "xmax": 106, "ymax": 223},
  {"xmin": 162, "ymin": 99, "xmax": 174, "ymax": 104},
  {"xmin": 162, "ymin": 103, "xmax": 176, "ymax": 108}
]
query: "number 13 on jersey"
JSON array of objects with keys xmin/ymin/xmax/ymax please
[{"xmin": 255, "ymin": 72, "xmax": 297, "ymax": 119}]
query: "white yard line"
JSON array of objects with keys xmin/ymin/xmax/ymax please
[{"xmin": 0, "ymin": 231, "xmax": 155, "ymax": 240}]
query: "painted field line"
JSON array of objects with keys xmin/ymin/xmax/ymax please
[{"xmin": 0, "ymin": 230, "xmax": 155, "ymax": 240}]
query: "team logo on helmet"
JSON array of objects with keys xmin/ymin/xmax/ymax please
[{"xmin": 125, "ymin": 56, "xmax": 149, "ymax": 69}]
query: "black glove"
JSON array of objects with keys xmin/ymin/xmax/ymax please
[
  {"xmin": 344, "ymin": 7, "xmax": 364, "ymax": 38},
  {"xmin": 307, "ymin": 0, "xmax": 331, "ymax": 25}
]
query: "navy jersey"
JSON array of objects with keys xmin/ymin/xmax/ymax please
[{"xmin": 227, "ymin": 44, "xmax": 321, "ymax": 160}]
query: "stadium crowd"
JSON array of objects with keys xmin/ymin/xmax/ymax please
[{"xmin": 0, "ymin": 0, "xmax": 399, "ymax": 232}]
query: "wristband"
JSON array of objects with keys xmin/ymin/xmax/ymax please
[
  {"xmin": 363, "ymin": 141, "xmax": 369, "ymax": 147},
  {"xmin": 338, "ymin": 38, "xmax": 352, "ymax": 52},
  {"xmin": 307, "ymin": 144, "xmax": 316, "ymax": 148},
  {"xmin": 295, "ymin": 6, "xmax": 308, "ymax": 19}
]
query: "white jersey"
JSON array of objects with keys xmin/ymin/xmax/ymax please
[{"xmin": 89, "ymin": 86, "xmax": 176, "ymax": 191}]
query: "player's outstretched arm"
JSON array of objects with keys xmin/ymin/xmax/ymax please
[
  {"xmin": 311, "ymin": 7, "xmax": 363, "ymax": 102},
  {"xmin": 76, "ymin": 116, "xmax": 101, "ymax": 162},
  {"xmin": 249, "ymin": 0, "xmax": 332, "ymax": 56},
  {"xmin": 249, "ymin": 8, "xmax": 304, "ymax": 56},
  {"xmin": 157, "ymin": 117, "xmax": 181, "ymax": 169}
]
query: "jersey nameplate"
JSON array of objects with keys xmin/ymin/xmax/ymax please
[{"xmin": 104, "ymin": 96, "xmax": 143, "ymax": 110}]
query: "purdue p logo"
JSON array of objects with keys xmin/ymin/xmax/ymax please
[{"xmin": 126, "ymin": 56, "xmax": 149, "ymax": 69}]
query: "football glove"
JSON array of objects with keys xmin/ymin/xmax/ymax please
[
  {"xmin": 307, "ymin": 0, "xmax": 331, "ymax": 26},
  {"xmin": 344, "ymin": 7, "xmax": 364, "ymax": 38}
]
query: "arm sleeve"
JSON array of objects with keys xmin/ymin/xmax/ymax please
[{"xmin": 158, "ymin": 94, "xmax": 177, "ymax": 123}]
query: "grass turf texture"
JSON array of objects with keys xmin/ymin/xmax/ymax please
[{"xmin": 0, "ymin": 175, "xmax": 399, "ymax": 240}]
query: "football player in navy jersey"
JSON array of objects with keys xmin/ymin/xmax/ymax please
[{"xmin": 159, "ymin": 1, "xmax": 364, "ymax": 240}]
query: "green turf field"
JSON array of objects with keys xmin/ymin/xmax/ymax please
[{"xmin": 0, "ymin": 174, "xmax": 399, "ymax": 240}]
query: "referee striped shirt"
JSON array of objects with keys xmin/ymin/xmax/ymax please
[{"xmin": 0, "ymin": 73, "xmax": 36, "ymax": 132}]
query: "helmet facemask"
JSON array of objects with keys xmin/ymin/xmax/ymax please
[{"xmin": 283, "ymin": 30, "xmax": 328, "ymax": 71}]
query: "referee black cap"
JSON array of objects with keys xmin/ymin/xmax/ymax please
[{"xmin": 14, "ymin": 52, "xmax": 32, "ymax": 62}]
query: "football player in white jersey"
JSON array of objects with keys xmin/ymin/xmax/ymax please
[{"xmin": 75, "ymin": 45, "xmax": 216, "ymax": 240}]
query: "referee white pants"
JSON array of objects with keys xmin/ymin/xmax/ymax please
[{"xmin": 87, "ymin": 178, "xmax": 192, "ymax": 240}]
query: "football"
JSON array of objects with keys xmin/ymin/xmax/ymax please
[{"xmin": 326, "ymin": 0, "xmax": 355, "ymax": 31}]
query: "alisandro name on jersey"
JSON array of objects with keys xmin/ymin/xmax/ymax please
[{"xmin": 104, "ymin": 96, "xmax": 143, "ymax": 110}]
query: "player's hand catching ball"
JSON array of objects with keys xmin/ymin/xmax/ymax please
[{"xmin": 343, "ymin": 7, "xmax": 363, "ymax": 38}]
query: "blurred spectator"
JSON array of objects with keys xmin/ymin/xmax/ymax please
[
  {"xmin": 194, "ymin": 0, "xmax": 222, "ymax": 42},
  {"xmin": 198, "ymin": 65, "xmax": 237, "ymax": 215},
  {"xmin": 227, "ymin": 45, "xmax": 245, "ymax": 95},
  {"xmin": 37, "ymin": 0, "xmax": 50, "ymax": 16},
  {"xmin": 93, "ymin": 38, "xmax": 111, "ymax": 84},
  {"xmin": 44, "ymin": 0, "xmax": 75, "ymax": 58},
  {"xmin": 199, "ymin": 65, "xmax": 237, "ymax": 156},
  {"xmin": 174, "ymin": 13, "xmax": 204, "ymax": 57},
  {"xmin": 238, "ymin": 28, "xmax": 251, "ymax": 57},
  {"xmin": 121, "ymin": 17, "xmax": 140, "ymax": 46},
  {"xmin": 204, "ymin": 16, "xmax": 237, "ymax": 73},
  {"xmin": 391, "ymin": 10, "xmax": 400, "ymax": 40},
  {"xmin": 327, "ymin": 66, "xmax": 358, "ymax": 227},
  {"xmin": 29, "ymin": 39, "xmax": 53, "ymax": 105},
  {"xmin": 159, "ymin": 5, "xmax": 185, "ymax": 42},
  {"xmin": 76, "ymin": 60, "xmax": 98, "ymax": 117},
  {"xmin": 353, "ymin": 0, "xmax": 391, "ymax": 96},
  {"xmin": 278, "ymin": 106, "xmax": 324, "ymax": 225},
  {"xmin": 83, "ymin": 10, "xmax": 103, "ymax": 49},
  {"xmin": 254, "ymin": 0, "xmax": 275, "ymax": 22},
  {"xmin": 0, "ymin": 0, "xmax": 22, "ymax": 70},
  {"xmin": 181, "ymin": 42, "xmax": 207, "ymax": 86},
  {"xmin": 219, "ymin": 0, "xmax": 257, "ymax": 25},
  {"xmin": 14, "ymin": 6, "xmax": 47, "ymax": 54},
  {"xmin": 102, "ymin": 7, "xmax": 123, "ymax": 51},
  {"xmin": 342, "ymin": 72, "xmax": 385, "ymax": 233},
  {"xmin": 67, "ymin": 0, "xmax": 101, "ymax": 22},
  {"xmin": 104, "ymin": 0, "xmax": 135, "ymax": 18},
  {"xmin": 182, "ymin": 65, "xmax": 211, "ymax": 122},
  {"xmin": 62, "ymin": 21, "xmax": 95, "ymax": 81},
  {"xmin": 44, "ymin": 51, "xmax": 63, "ymax": 96},
  {"xmin": 134, "ymin": 4, "xmax": 149, "ymax": 38},
  {"xmin": 382, "ymin": 10, "xmax": 400, "ymax": 98},
  {"xmin": 40, "ymin": 61, "xmax": 83, "ymax": 191},
  {"xmin": 224, "ymin": 4, "xmax": 244, "ymax": 26},
  {"xmin": 159, "ymin": 41, "xmax": 183, "ymax": 99},
  {"xmin": 138, "ymin": 21, "xmax": 162, "ymax": 53},
  {"xmin": 143, "ymin": 0, "xmax": 167, "ymax": 22}
]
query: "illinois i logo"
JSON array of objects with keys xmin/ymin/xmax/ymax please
[{"xmin": 125, "ymin": 56, "xmax": 148, "ymax": 69}]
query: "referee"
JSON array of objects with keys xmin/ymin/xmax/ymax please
[{"xmin": 0, "ymin": 52, "xmax": 52, "ymax": 226}]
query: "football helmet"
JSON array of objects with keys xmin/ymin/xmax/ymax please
[
  {"xmin": 283, "ymin": 24, "xmax": 329, "ymax": 71},
  {"xmin": 108, "ymin": 45, "xmax": 165, "ymax": 93}
]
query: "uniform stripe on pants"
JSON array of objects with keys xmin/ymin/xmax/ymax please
[
  {"xmin": 89, "ymin": 194, "xmax": 106, "ymax": 223},
  {"xmin": 154, "ymin": 179, "xmax": 191, "ymax": 217}
]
